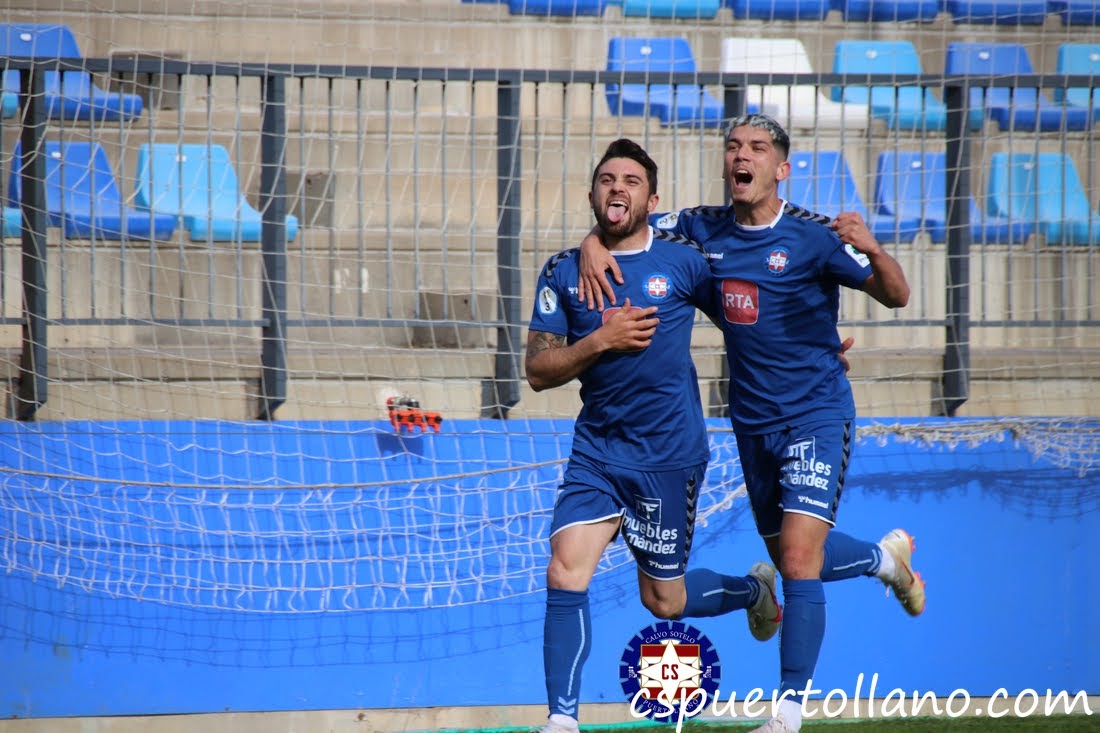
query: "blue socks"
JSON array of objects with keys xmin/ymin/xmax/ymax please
[
  {"xmin": 769, "ymin": 533, "xmax": 877, "ymax": 718},
  {"xmin": 544, "ymin": 587, "xmax": 591, "ymax": 720},
  {"xmin": 681, "ymin": 567, "xmax": 759, "ymax": 617},
  {"xmin": 820, "ymin": 531, "xmax": 882, "ymax": 582},
  {"xmin": 779, "ymin": 578, "xmax": 826, "ymax": 702},
  {"xmin": 543, "ymin": 536, "xmax": 872, "ymax": 722}
]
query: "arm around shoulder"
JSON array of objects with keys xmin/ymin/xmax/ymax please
[{"xmin": 577, "ymin": 226, "xmax": 621, "ymax": 311}]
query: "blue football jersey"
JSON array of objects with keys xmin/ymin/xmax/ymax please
[
  {"xmin": 651, "ymin": 203, "xmax": 872, "ymax": 434},
  {"xmin": 529, "ymin": 228, "xmax": 713, "ymax": 470}
]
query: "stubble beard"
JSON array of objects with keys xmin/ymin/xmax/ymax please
[{"xmin": 594, "ymin": 207, "xmax": 645, "ymax": 242}]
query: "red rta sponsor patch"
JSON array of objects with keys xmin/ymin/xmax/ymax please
[{"xmin": 721, "ymin": 279, "xmax": 758, "ymax": 324}]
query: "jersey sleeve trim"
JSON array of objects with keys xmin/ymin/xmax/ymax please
[
  {"xmin": 652, "ymin": 227, "xmax": 706, "ymax": 257},
  {"xmin": 541, "ymin": 247, "xmax": 579, "ymax": 279},
  {"xmin": 783, "ymin": 201, "xmax": 832, "ymax": 226}
]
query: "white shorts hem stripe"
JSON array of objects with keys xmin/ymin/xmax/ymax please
[
  {"xmin": 549, "ymin": 511, "xmax": 625, "ymax": 539},
  {"xmin": 781, "ymin": 508, "xmax": 837, "ymax": 526}
]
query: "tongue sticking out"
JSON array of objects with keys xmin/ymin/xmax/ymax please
[{"xmin": 607, "ymin": 203, "xmax": 626, "ymax": 224}]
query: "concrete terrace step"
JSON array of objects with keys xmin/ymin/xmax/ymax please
[{"xmin": 2, "ymin": 345, "xmax": 1098, "ymax": 421}]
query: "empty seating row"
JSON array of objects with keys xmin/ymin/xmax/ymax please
[
  {"xmin": 1, "ymin": 23, "xmax": 142, "ymax": 122},
  {"xmin": 834, "ymin": 40, "xmax": 1092, "ymax": 131},
  {"xmin": 4, "ymin": 141, "xmax": 299, "ymax": 241},
  {"xmin": 11, "ymin": 143, "xmax": 1090, "ymax": 246},
  {"xmin": 606, "ymin": 37, "xmax": 1099, "ymax": 132},
  {"xmin": 4, "ymin": 21, "xmax": 1095, "ymax": 134},
  {"xmin": 473, "ymin": 0, "xmax": 1100, "ymax": 23},
  {"xmin": 784, "ymin": 149, "xmax": 1099, "ymax": 245}
]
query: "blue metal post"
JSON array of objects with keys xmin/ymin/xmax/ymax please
[
  {"xmin": 257, "ymin": 73, "xmax": 288, "ymax": 420},
  {"xmin": 16, "ymin": 66, "xmax": 49, "ymax": 420},
  {"xmin": 482, "ymin": 75, "xmax": 523, "ymax": 418},
  {"xmin": 942, "ymin": 82, "xmax": 971, "ymax": 416}
]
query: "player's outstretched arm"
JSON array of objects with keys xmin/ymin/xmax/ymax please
[
  {"xmin": 831, "ymin": 211, "xmax": 910, "ymax": 309},
  {"xmin": 576, "ymin": 226, "xmax": 622, "ymax": 312},
  {"xmin": 525, "ymin": 298, "xmax": 658, "ymax": 391}
]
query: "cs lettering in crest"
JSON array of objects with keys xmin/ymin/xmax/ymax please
[{"xmin": 619, "ymin": 621, "xmax": 721, "ymax": 721}]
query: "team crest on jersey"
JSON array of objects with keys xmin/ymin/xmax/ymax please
[
  {"xmin": 645, "ymin": 272, "xmax": 671, "ymax": 301},
  {"xmin": 619, "ymin": 620, "xmax": 721, "ymax": 721},
  {"xmin": 766, "ymin": 247, "xmax": 791, "ymax": 275},
  {"xmin": 655, "ymin": 212, "xmax": 679, "ymax": 229},
  {"xmin": 538, "ymin": 286, "xmax": 558, "ymax": 315}
]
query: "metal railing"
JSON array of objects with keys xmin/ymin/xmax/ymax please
[{"xmin": 2, "ymin": 58, "xmax": 1098, "ymax": 419}]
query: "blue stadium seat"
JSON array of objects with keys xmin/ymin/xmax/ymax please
[
  {"xmin": 945, "ymin": 43, "xmax": 1090, "ymax": 132},
  {"xmin": 869, "ymin": 152, "xmax": 928, "ymax": 242},
  {"xmin": 134, "ymin": 144, "xmax": 300, "ymax": 243},
  {"xmin": 987, "ymin": 152, "xmax": 1100, "ymax": 245},
  {"xmin": 605, "ymin": 37, "xmax": 724, "ymax": 128},
  {"xmin": 0, "ymin": 24, "xmax": 143, "ymax": 122},
  {"xmin": 1, "ymin": 91, "xmax": 15, "ymax": 118},
  {"xmin": 874, "ymin": 151, "xmax": 1032, "ymax": 244},
  {"xmin": 507, "ymin": 0, "xmax": 607, "ymax": 14},
  {"xmin": 944, "ymin": 0, "xmax": 1048, "ymax": 24},
  {"xmin": 1048, "ymin": 0, "xmax": 1100, "ymax": 23},
  {"xmin": 779, "ymin": 150, "xmax": 872, "ymax": 221},
  {"xmin": 2, "ymin": 205, "xmax": 20, "ymax": 237},
  {"xmin": 834, "ymin": 0, "xmax": 938, "ymax": 21},
  {"xmin": 969, "ymin": 195, "xmax": 1035, "ymax": 245},
  {"xmin": 620, "ymin": 0, "xmax": 721, "ymax": 17},
  {"xmin": 7, "ymin": 141, "xmax": 175, "ymax": 240},
  {"xmin": 722, "ymin": 0, "xmax": 829, "ymax": 20},
  {"xmin": 831, "ymin": 41, "xmax": 977, "ymax": 132},
  {"xmin": 1054, "ymin": 44, "xmax": 1100, "ymax": 120}
]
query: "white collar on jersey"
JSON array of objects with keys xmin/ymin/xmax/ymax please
[
  {"xmin": 609, "ymin": 226, "xmax": 654, "ymax": 256},
  {"xmin": 737, "ymin": 199, "xmax": 787, "ymax": 231}
]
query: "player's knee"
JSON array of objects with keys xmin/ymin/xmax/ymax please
[
  {"xmin": 545, "ymin": 556, "xmax": 591, "ymax": 592},
  {"xmin": 642, "ymin": 596, "xmax": 683, "ymax": 620},
  {"xmin": 778, "ymin": 544, "xmax": 823, "ymax": 580},
  {"xmin": 641, "ymin": 588, "xmax": 685, "ymax": 620}
]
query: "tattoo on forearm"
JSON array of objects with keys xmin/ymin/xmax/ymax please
[{"xmin": 527, "ymin": 331, "xmax": 565, "ymax": 359}]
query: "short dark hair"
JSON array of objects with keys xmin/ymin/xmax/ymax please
[
  {"xmin": 591, "ymin": 138, "xmax": 658, "ymax": 195},
  {"xmin": 725, "ymin": 113, "xmax": 791, "ymax": 160}
]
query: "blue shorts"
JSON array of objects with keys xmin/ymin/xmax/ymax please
[
  {"xmin": 736, "ymin": 418, "xmax": 852, "ymax": 538},
  {"xmin": 549, "ymin": 452, "xmax": 707, "ymax": 580}
]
